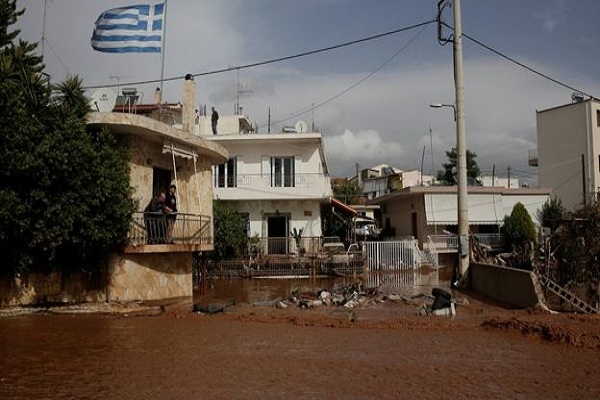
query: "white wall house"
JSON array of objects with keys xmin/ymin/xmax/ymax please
[
  {"xmin": 357, "ymin": 164, "xmax": 430, "ymax": 199},
  {"xmin": 535, "ymin": 98, "xmax": 600, "ymax": 211},
  {"xmin": 197, "ymin": 120, "xmax": 333, "ymax": 254}
]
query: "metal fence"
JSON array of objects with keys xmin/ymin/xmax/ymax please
[
  {"xmin": 364, "ymin": 239, "xmax": 422, "ymax": 272},
  {"xmin": 128, "ymin": 212, "xmax": 212, "ymax": 246}
]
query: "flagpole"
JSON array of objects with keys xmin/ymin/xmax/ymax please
[{"xmin": 159, "ymin": 0, "xmax": 168, "ymax": 97}]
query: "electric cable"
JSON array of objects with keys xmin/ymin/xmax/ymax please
[{"xmin": 84, "ymin": 20, "xmax": 436, "ymax": 90}]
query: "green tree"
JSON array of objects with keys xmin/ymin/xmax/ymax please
[
  {"xmin": 550, "ymin": 200, "xmax": 600, "ymax": 287},
  {"xmin": 502, "ymin": 202, "xmax": 537, "ymax": 270},
  {"xmin": 436, "ymin": 147, "xmax": 481, "ymax": 186},
  {"xmin": 213, "ymin": 201, "xmax": 248, "ymax": 259},
  {"xmin": 0, "ymin": 1, "xmax": 135, "ymax": 277},
  {"xmin": 537, "ymin": 196, "xmax": 565, "ymax": 233},
  {"xmin": 332, "ymin": 178, "xmax": 362, "ymax": 205}
]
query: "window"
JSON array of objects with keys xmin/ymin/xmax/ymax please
[
  {"xmin": 597, "ymin": 110, "xmax": 600, "ymax": 127},
  {"xmin": 270, "ymin": 156, "xmax": 295, "ymax": 187},
  {"xmin": 214, "ymin": 157, "xmax": 237, "ymax": 188}
]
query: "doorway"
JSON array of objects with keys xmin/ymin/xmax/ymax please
[{"xmin": 267, "ymin": 214, "xmax": 288, "ymax": 254}]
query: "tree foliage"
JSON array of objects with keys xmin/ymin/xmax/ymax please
[
  {"xmin": 502, "ymin": 202, "xmax": 537, "ymax": 270},
  {"xmin": 0, "ymin": 1, "xmax": 135, "ymax": 277},
  {"xmin": 332, "ymin": 178, "xmax": 362, "ymax": 205},
  {"xmin": 212, "ymin": 201, "xmax": 248, "ymax": 260},
  {"xmin": 436, "ymin": 147, "xmax": 481, "ymax": 186},
  {"xmin": 537, "ymin": 196, "xmax": 565, "ymax": 233},
  {"xmin": 550, "ymin": 200, "xmax": 600, "ymax": 287}
]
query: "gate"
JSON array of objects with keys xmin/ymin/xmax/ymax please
[{"xmin": 364, "ymin": 239, "xmax": 421, "ymax": 272}]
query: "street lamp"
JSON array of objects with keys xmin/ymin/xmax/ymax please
[{"xmin": 429, "ymin": 103, "xmax": 457, "ymax": 121}]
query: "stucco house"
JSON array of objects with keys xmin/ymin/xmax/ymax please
[
  {"xmin": 368, "ymin": 186, "xmax": 551, "ymax": 266},
  {"xmin": 196, "ymin": 118, "xmax": 333, "ymax": 255},
  {"xmin": 534, "ymin": 97, "xmax": 600, "ymax": 211},
  {"xmin": 86, "ymin": 77, "xmax": 228, "ymax": 301}
]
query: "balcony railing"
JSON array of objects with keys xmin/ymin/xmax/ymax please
[
  {"xmin": 426, "ymin": 233, "xmax": 505, "ymax": 253},
  {"xmin": 127, "ymin": 212, "xmax": 212, "ymax": 247},
  {"xmin": 214, "ymin": 173, "xmax": 331, "ymax": 190}
]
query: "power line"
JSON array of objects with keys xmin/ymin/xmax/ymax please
[
  {"xmin": 84, "ymin": 20, "xmax": 436, "ymax": 90},
  {"xmin": 441, "ymin": 22, "xmax": 599, "ymax": 100},
  {"xmin": 266, "ymin": 22, "xmax": 433, "ymax": 130}
]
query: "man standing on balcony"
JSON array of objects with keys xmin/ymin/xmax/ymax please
[
  {"xmin": 164, "ymin": 181, "xmax": 178, "ymax": 243},
  {"xmin": 144, "ymin": 192, "xmax": 166, "ymax": 244},
  {"xmin": 211, "ymin": 107, "xmax": 219, "ymax": 135}
]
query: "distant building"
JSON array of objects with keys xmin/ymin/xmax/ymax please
[
  {"xmin": 354, "ymin": 163, "xmax": 431, "ymax": 200},
  {"xmin": 534, "ymin": 97, "xmax": 600, "ymax": 211},
  {"xmin": 480, "ymin": 176, "xmax": 520, "ymax": 189}
]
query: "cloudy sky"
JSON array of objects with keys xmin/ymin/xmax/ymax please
[{"xmin": 15, "ymin": 0, "xmax": 600, "ymax": 185}]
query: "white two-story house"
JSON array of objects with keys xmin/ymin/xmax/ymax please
[{"xmin": 197, "ymin": 118, "xmax": 333, "ymax": 255}]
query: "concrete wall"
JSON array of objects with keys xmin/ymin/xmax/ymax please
[
  {"xmin": 0, "ymin": 272, "xmax": 105, "ymax": 306},
  {"xmin": 469, "ymin": 262, "xmax": 544, "ymax": 308},
  {"xmin": 0, "ymin": 252, "xmax": 194, "ymax": 306},
  {"xmin": 108, "ymin": 253, "xmax": 193, "ymax": 302}
]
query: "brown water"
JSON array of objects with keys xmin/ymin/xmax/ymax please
[
  {"xmin": 2, "ymin": 270, "xmax": 599, "ymax": 399},
  {"xmin": 196, "ymin": 269, "xmax": 441, "ymax": 305},
  {"xmin": 1, "ymin": 312, "xmax": 599, "ymax": 399}
]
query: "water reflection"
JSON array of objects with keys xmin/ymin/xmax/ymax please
[{"xmin": 194, "ymin": 269, "xmax": 441, "ymax": 305}]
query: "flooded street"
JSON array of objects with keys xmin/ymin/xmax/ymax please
[{"xmin": 1, "ymin": 271, "xmax": 600, "ymax": 399}]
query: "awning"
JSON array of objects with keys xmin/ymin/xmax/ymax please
[
  {"xmin": 425, "ymin": 193, "xmax": 505, "ymax": 225},
  {"xmin": 162, "ymin": 141, "xmax": 196, "ymax": 160},
  {"xmin": 330, "ymin": 197, "xmax": 357, "ymax": 218}
]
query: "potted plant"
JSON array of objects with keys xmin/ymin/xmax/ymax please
[{"xmin": 291, "ymin": 227, "xmax": 305, "ymax": 256}]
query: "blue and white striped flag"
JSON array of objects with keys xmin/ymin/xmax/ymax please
[{"xmin": 91, "ymin": 3, "xmax": 164, "ymax": 53}]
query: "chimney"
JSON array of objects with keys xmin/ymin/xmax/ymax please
[
  {"xmin": 153, "ymin": 87, "xmax": 161, "ymax": 104},
  {"xmin": 182, "ymin": 74, "xmax": 196, "ymax": 134}
]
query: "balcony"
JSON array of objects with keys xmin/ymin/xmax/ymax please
[
  {"xmin": 528, "ymin": 149, "xmax": 538, "ymax": 167},
  {"xmin": 125, "ymin": 212, "xmax": 212, "ymax": 253},
  {"xmin": 213, "ymin": 172, "xmax": 332, "ymax": 200}
]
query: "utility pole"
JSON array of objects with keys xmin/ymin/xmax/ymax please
[
  {"xmin": 438, "ymin": 0, "xmax": 469, "ymax": 281},
  {"xmin": 453, "ymin": 0, "xmax": 469, "ymax": 280}
]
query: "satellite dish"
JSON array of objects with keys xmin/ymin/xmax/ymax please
[
  {"xmin": 89, "ymin": 88, "xmax": 117, "ymax": 112},
  {"xmin": 295, "ymin": 120, "xmax": 309, "ymax": 133}
]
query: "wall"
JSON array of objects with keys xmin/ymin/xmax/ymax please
[
  {"xmin": 227, "ymin": 199, "xmax": 323, "ymax": 238},
  {"xmin": 0, "ymin": 252, "xmax": 194, "ymax": 306},
  {"xmin": 0, "ymin": 272, "xmax": 105, "ymax": 306},
  {"xmin": 537, "ymin": 101, "xmax": 589, "ymax": 211},
  {"xmin": 469, "ymin": 262, "xmax": 545, "ymax": 308},
  {"xmin": 107, "ymin": 253, "xmax": 193, "ymax": 301}
]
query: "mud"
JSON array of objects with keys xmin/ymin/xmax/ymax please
[{"xmin": 1, "ymin": 289, "xmax": 599, "ymax": 399}]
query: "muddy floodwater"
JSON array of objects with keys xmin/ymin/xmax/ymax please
[{"xmin": 1, "ymin": 272, "xmax": 600, "ymax": 399}]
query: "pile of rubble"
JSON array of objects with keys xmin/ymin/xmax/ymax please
[{"xmin": 250, "ymin": 282, "xmax": 465, "ymax": 317}]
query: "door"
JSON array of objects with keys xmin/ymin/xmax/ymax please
[{"xmin": 267, "ymin": 215, "xmax": 288, "ymax": 254}]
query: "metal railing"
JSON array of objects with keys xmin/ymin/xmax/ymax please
[
  {"xmin": 424, "ymin": 236, "xmax": 439, "ymax": 269},
  {"xmin": 427, "ymin": 233, "xmax": 505, "ymax": 253},
  {"xmin": 427, "ymin": 235, "xmax": 459, "ymax": 252},
  {"xmin": 128, "ymin": 212, "xmax": 212, "ymax": 246},
  {"xmin": 214, "ymin": 172, "xmax": 331, "ymax": 189},
  {"xmin": 364, "ymin": 239, "xmax": 421, "ymax": 271},
  {"xmin": 473, "ymin": 233, "xmax": 505, "ymax": 250}
]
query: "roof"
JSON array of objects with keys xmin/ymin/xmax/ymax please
[
  {"xmin": 86, "ymin": 112, "xmax": 228, "ymax": 164},
  {"xmin": 330, "ymin": 197, "xmax": 357, "ymax": 218},
  {"xmin": 367, "ymin": 185, "xmax": 552, "ymax": 204},
  {"xmin": 367, "ymin": 185, "xmax": 551, "ymax": 226}
]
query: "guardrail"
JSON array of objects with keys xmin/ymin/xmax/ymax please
[{"xmin": 128, "ymin": 212, "xmax": 212, "ymax": 246}]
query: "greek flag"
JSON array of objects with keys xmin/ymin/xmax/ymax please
[{"xmin": 91, "ymin": 3, "xmax": 164, "ymax": 53}]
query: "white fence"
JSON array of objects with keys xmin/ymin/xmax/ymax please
[{"xmin": 364, "ymin": 239, "xmax": 422, "ymax": 272}]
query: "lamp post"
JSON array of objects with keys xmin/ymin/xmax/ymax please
[{"xmin": 429, "ymin": 103, "xmax": 456, "ymax": 121}]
